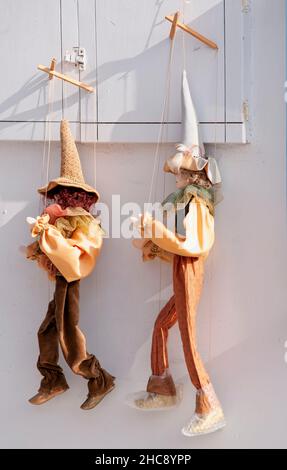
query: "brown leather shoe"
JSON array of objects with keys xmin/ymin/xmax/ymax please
[
  {"xmin": 29, "ymin": 387, "xmax": 68, "ymax": 405},
  {"xmin": 80, "ymin": 384, "xmax": 115, "ymax": 410}
]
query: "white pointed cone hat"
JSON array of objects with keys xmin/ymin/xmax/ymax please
[
  {"xmin": 182, "ymin": 69, "xmax": 205, "ymax": 155},
  {"xmin": 164, "ymin": 70, "xmax": 221, "ymax": 185},
  {"xmin": 38, "ymin": 120, "xmax": 99, "ymax": 200}
]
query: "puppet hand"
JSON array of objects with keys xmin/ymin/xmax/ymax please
[
  {"xmin": 130, "ymin": 216, "xmax": 139, "ymax": 225},
  {"xmin": 141, "ymin": 212, "xmax": 153, "ymax": 225},
  {"xmin": 140, "ymin": 212, "xmax": 153, "ymax": 237},
  {"xmin": 131, "ymin": 213, "xmax": 153, "ymax": 238},
  {"xmin": 130, "ymin": 215, "xmax": 142, "ymax": 234},
  {"xmin": 29, "ymin": 214, "xmax": 50, "ymax": 238},
  {"xmin": 26, "ymin": 217, "xmax": 37, "ymax": 226}
]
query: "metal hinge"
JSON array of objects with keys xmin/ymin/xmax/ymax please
[
  {"xmin": 243, "ymin": 100, "xmax": 249, "ymax": 122},
  {"xmin": 242, "ymin": 0, "xmax": 251, "ymax": 13},
  {"xmin": 64, "ymin": 47, "xmax": 87, "ymax": 71}
]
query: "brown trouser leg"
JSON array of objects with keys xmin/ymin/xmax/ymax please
[
  {"xmin": 37, "ymin": 276, "xmax": 115, "ymax": 396},
  {"xmin": 37, "ymin": 296, "xmax": 69, "ymax": 393},
  {"xmin": 147, "ymin": 255, "xmax": 217, "ymax": 414}
]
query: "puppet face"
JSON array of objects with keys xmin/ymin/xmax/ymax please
[
  {"xmin": 175, "ymin": 170, "xmax": 191, "ymax": 189},
  {"xmin": 47, "ymin": 187, "xmax": 97, "ymax": 211}
]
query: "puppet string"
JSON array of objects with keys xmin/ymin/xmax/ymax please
[
  {"xmin": 45, "ymin": 78, "xmax": 55, "ymax": 208},
  {"xmin": 147, "ymin": 33, "xmax": 175, "ymax": 205},
  {"xmin": 207, "ymin": 49, "xmax": 219, "ymax": 364},
  {"xmin": 182, "ymin": 0, "xmax": 187, "ymax": 70},
  {"xmin": 92, "ymin": 87, "xmax": 97, "ymax": 191},
  {"xmin": 91, "ymin": 0, "xmax": 98, "ymax": 191},
  {"xmin": 213, "ymin": 48, "xmax": 219, "ymax": 159},
  {"xmin": 147, "ymin": 25, "xmax": 175, "ymax": 316},
  {"xmin": 39, "ymin": 76, "xmax": 55, "ymax": 213},
  {"xmin": 38, "ymin": 74, "xmax": 55, "ymax": 303},
  {"xmin": 157, "ymin": 23, "xmax": 174, "ymax": 316},
  {"xmin": 80, "ymin": 62, "xmax": 97, "ymax": 195}
]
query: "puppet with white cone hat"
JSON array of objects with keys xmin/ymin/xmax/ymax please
[{"xmin": 130, "ymin": 71, "xmax": 225, "ymax": 437}]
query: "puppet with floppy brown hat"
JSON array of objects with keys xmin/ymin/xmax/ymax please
[{"xmin": 26, "ymin": 120, "xmax": 115, "ymax": 410}]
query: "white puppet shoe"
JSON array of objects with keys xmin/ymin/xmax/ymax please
[{"xmin": 181, "ymin": 407, "xmax": 226, "ymax": 437}]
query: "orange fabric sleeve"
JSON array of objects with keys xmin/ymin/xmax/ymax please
[
  {"xmin": 149, "ymin": 199, "xmax": 214, "ymax": 257},
  {"xmin": 32, "ymin": 215, "xmax": 102, "ymax": 282}
]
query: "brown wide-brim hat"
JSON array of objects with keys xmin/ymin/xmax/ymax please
[
  {"xmin": 38, "ymin": 120, "xmax": 99, "ymax": 201},
  {"xmin": 38, "ymin": 178, "xmax": 100, "ymax": 200}
]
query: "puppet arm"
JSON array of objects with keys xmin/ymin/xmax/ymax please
[
  {"xmin": 140, "ymin": 198, "xmax": 215, "ymax": 258},
  {"xmin": 29, "ymin": 214, "xmax": 103, "ymax": 282}
]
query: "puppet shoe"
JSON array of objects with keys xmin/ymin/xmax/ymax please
[
  {"xmin": 181, "ymin": 407, "xmax": 226, "ymax": 437},
  {"xmin": 130, "ymin": 390, "xmax": 180, "ymax": 411},
  {"xmin": 80, "ymin": 384, "xmax": 115, "ymax": 410},
  {"xmin": 135, "ymin": 392, "xmax": 177, "ymax": 410},
  {"xmin": 29, "ymin": 387, "xmax": 68, "ymax": 405},
  {"xmin": 126, "ymin": 383, "xmax": 183, "ymax": 411}
]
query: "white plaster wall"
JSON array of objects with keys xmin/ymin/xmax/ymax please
[{"xmin": 0, "ymin": 0, "xmax": 286, "ymax": 449}]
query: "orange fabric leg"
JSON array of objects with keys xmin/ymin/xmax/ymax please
[
  {"xmin": 150, "ymin": 295, "xmax": 177, "ymax": 376},
  {"xmin": 173, "ymin": 255, "xmax": 215, "ymax": 414},
  {"xmin": 147, "ymin": 296, "xmax": 177, "ymax": 396}
]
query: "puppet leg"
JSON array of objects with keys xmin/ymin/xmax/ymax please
[
  {"xmin": 173, "ymin": 255, "xmax": 225, "ymax": 436},
  {"xmin": 54, "ymin": 276, "xmax": 115, "ymax": 410},
  {"xmin": 147, "ymin": 296, "xmax": 177, "ymax": 395},
  {"xmin": 29, "ymin": 294, "xmax": 69, "ymax": 405},
  {"xmin": 130, "ymin": 296, "xmax": 182, "ymax": 410}
]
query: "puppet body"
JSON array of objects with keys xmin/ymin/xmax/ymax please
[
  {"xmin": 26, "ymin": 120, "xmax": 115, "ymax": 409},
  {"xmin": 131, "ymin": 71, "xmax": 225, "ymax": 436}
]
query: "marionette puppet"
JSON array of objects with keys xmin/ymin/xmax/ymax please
[
  {"xmin": 26, "ymin": 120, "xmax": 115, "ymax": 410},
  {"xmin": 131, "ymin": 71, "xmax": 225, "ymax": 437}
]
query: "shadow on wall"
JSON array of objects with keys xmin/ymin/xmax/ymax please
[{"xmin": 0, "ymin": 1, "xmax": 223, "ymax": 133}]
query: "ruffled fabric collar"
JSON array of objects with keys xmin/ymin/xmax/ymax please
[{"xmin": 161, "ymin": 184, "xmax": 215, "ymax": 216}]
